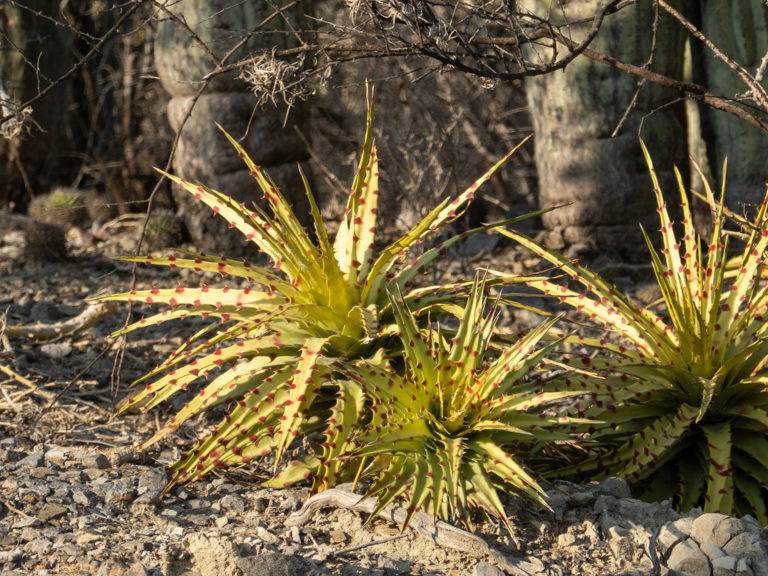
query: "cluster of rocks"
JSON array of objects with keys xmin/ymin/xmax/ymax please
[
  {"xmin": 2, "ymin": 435, "xmax": 768, "ymax": 576},
  {"xmin": 542, "ymin": 480, "xmax": 768, "ymax": 576}
]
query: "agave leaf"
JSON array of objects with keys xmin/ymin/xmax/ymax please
[
  {"xmin": 676, "ymin": 453, "xmax": 707, "ymax": 510},
  {"xmin": 144, "ymin": 355, "xmax": 297, "ymax": 444},
  {"xmin": 641, "ymin": 226, "xmax": 696, "ymax": 354},
  {"xmin": 474, "ymin": 438, "xmax": 547, "ymax": 504},
  {"xmin": 596, "ymin": 403, "xmax": 698, "ymax": 480},
  {"xmin": 493, "ymin": 230, "xmax": 677, "ymax": 363},
  {"xmin": 732, "ymin": 452, "xmax": 768, "ymax": 492},
  {"xmin": 300, "ymin": 164, "xmax": 334, "ymax": 257},
  {"xmin": 143, "ymin": 362, "xmax": 295, "ymax": 451},
  {"xmin": 403, "ymin": 457, "xmax": 433, "ymax": 528},
  {"xmin": 133, "ymin": 323, "xmax": 305, "ymax": 387},
  {"xmin": 390, "ymin": 210, "xmax": 552, "ymax": 298},
  {"xmin": 366, "ymin": 454, "xmax": 418, "ymax": 521},
  {"xmin": 480, "ymin": 316, "xmax": 561, "ymax": 398},
  {"xmin": 641, "ymin": 142, "xmax": 689, "ymax": 305},
  {"xmin": 732, "ymin": 430, "xmax": 768, "ymax": 471},
  {"xmin": 467, "ymin": 458, "xmax": 511, "ymax": 530},
  {"xmin": 104, "ymin": 286, "xmax": 282, "ymax": 310},
  {"xmin": 158, "ymin": 172, "xmax": 302, "ymax": 278},
  {"xmin": 273, "ymin": 338, "xmax": 329, "ymax": 465},
  {"xmin": 701, "ymin": 421, "xmax": 734, "ymax": 513},
  {"xmin": 122, "ymin": 339, "xmax": 288, "ymax": 413},
  {"xmin": 361, "ymin": 136, "xmax": 532, "ymax": 305},
  {"xmin": 732, "ymin": 472, "xmax": 768, "ymax": 525},
  {"xmin": 387, "ymin": 289, "xmax": 437, "ymax": 391},
  {"xmin": 215, "ymin": 126, "xmax": 320, "ymax": 267},
  {"xmin": 730, "ymin": 405, "xmax": 768, "ymax": 430},
  {"xmin": 334, "ymin": 89, "xmax": 377, "ymax": 279},
  {"xmin": 696, "ymin": 376, "xmax": 718, "ymax": 423},
  {"xmin": 447, "ymin": 279, "xmax": 493, "ymax": 374},
  {"xmin": 108, "ymin": 307, "xmax": 221, "ymax": 337},
  {"xmin": 442, "ymin": 436, "xmax": 468, "ymax": 521},
  {"xmin": 314, "ymin": 379, "xmax": 366, "ymax": 491},
  {"xmin": 267, "ymin": 455, "xmax": 321, "ymax": 489},
  {"xmin": 113, "ymin": 253, "xmax": 291, "ymax": 292}
]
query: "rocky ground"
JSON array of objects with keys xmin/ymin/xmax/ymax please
[{"xmin": 2, "ymin": 208, "xmax": 768, "ymax": 576}]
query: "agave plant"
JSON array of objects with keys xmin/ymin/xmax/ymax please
[
  {"xmin": 344, "ymin": 278, "xmax": 584, "ymax": 530},
  {"xmin": 497, "ymin": 145, "xmax": 768, "ymax": 522},
  {"xmin": 100, "ymin": 92, "xmax": 535, "ymax": 488}
]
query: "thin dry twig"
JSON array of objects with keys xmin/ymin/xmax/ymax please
[
  {"xmin": 4, "ymin": 302, "xmax": 117, "ymax": 341},
  {"xmin": 0, "ymin": 363, "xmax": 38, "ymax": 390},
  {"xmin": 0, "ymin": 1, "xmax": 145, "ymax": 130},
  {"xmin": 0, "ymin": 496, "xmax": 33, "ymax": 519},
  {"xmin": 656, "ymin": 0, "xmax": 768, "ymax": 114}
]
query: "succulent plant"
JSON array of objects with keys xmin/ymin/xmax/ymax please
[
  {"xmin": 497, "ymin": 145, "xmax": 768, "ymax": 522},
  {"xmin": 24, "ymin": 219, "xmax": 68, "ymax": 261},
  {"xmin": 348, "ymin": 278, "xmax": 583, "ymax": 531},
  {"xmin": 29, "ymin": 188, "xmax": 89, "ymax": 228},
  {"xmin": 100, "ymin": 92, "xmax": 536, "ymax": 489}
]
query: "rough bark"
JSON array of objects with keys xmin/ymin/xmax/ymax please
[
  {"xmin": 697, "ymin": 0, "xmax": 768, "ymax": 209},
  {"xmin": 154, "ymin": 0, "xmax": 312, "ymax": 256},
  {"xmin": 521, "ymin": 1, "xmax": 687, "ymax": 260}
]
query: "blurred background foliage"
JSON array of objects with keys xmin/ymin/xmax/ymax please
[{"xmin": 0, "ymin": 0, "xmax": 766, "ymax": 261}]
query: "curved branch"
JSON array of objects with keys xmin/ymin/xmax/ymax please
[{"xmin": 569, "ymin": 43, "xmax": 768, "ymax": 133}]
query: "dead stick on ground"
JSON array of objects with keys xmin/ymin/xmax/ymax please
[
  {"xmin": 0, "ymin": 364, "xmax": 37, "ymax": 390},
  {"xmin": 4, "ymin": 302, "xmax": 117, "ymax": 341},
  {"xmin": 0, "ymin": 385, "xmax": 20, "ymax": 412},
  {"xmin": 286, "ymin": 488, "xmax": 543, "ymax": 576},
  {"xmin": 0, "ymin": 495, "xmax": 33, "ymax": 519}
]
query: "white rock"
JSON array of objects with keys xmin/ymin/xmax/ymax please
[
  {"xmin": 737, "ymin": 558, "xmax": 756, "ymax": 576},
  {"xmin": 712, "ymin": 517, "xmax": 747, "ymax": 548},
  {"xmin": 691, "ymin": 513, "xmax": 730, "ymax": 545},
  {"xmin": 557, "ymin": 533, "xmax": 577, "ymax": 547},
  {"xmin": 657, "ymin": 520, "xmax": 691, "ymax": 557},
  {"xmin": 724, "ymin": 532, "xmax": 768, "ymax": 576},
  {"xmin": 712, "ymin": 555, "xmax": 737, "ymax": 576},
  {"xmin": 700, "ymin": 539, "xmax": 726, "ymax": 561},
  {"xmin": 607, "ymin": 526, "xmax": 633, "ymax": 561},
  {"xmin": 582, "ymin": 519, "xmax": 600, "ymax": 543},
  {"xmin": 667, "ymin": 538, "xmax": 710, "ymax": 576},
  {"xmin": 472, "ymin": 561, "xmax": 505, "ymax": 576}
]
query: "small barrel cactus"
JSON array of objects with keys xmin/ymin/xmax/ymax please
[
  {"xmin": 24, "ymin": 219, "xmax": 68, "ymax": 261},
  {"xmin": 28, "ymin": 188, "xmax": 89, "ymax": 228}
]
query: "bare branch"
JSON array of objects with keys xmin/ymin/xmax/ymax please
[
  {"xmin": 0, "ymin": 1, "xmax": 145, "ymax": 129},
  {"xmin": 656, "ymin": 0, "xmax": 768, "ymax": 114}
]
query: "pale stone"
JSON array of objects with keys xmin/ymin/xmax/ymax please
[
  {"xmin": 667, "ymin": 539, "xmax": 710, "ymax": 576},
  {"xmin": 690, "ymin": 513, "xmax": 729, "ymax": 545},
  {"xmin": 700, "ymin": 539, "xmax": 726, "ymax": 561},
  {"xmin": 712, "ymin": 555, "xmax": 738, "ymax": 576}
]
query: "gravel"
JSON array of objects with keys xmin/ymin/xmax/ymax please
[
  {"xmin": 2, "ymin": 209, "xmax": 768, "ymax": 575},
  {"xmin": 2, "ymin": 437, "xmax": 768, "ymax": 576}
]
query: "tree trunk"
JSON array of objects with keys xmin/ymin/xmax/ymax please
[
  {"xmin": 521, "ymin": 1, "xmax": 688, "ymax": 261},
  {"xmin": 154, "ymin": 0, "xmax": 313, "ymax": 256},
  {"xmin": 697, "ymin": 0, "xmax": 768, "ymax": 209},
  {"xmin": 0, "ymin": 1, "xmax": 78, "ymax": 209}
]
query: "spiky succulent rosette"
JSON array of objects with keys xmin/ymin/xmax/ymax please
[
  {"xmin": 497, "ymin": 144, "xmax": 768, "ymax": 521},
  {"xmin": 100, "ymin": 93, "xmax": 536, "ymax": 488},
  {"xmin": 345, "ymin": 279, "xmax": 586, "ymax": 531}
]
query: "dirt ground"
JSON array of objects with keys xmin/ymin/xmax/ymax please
[{"xmin": 4, "ymin": 207, "xmax": 763, "ymax": 576}]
